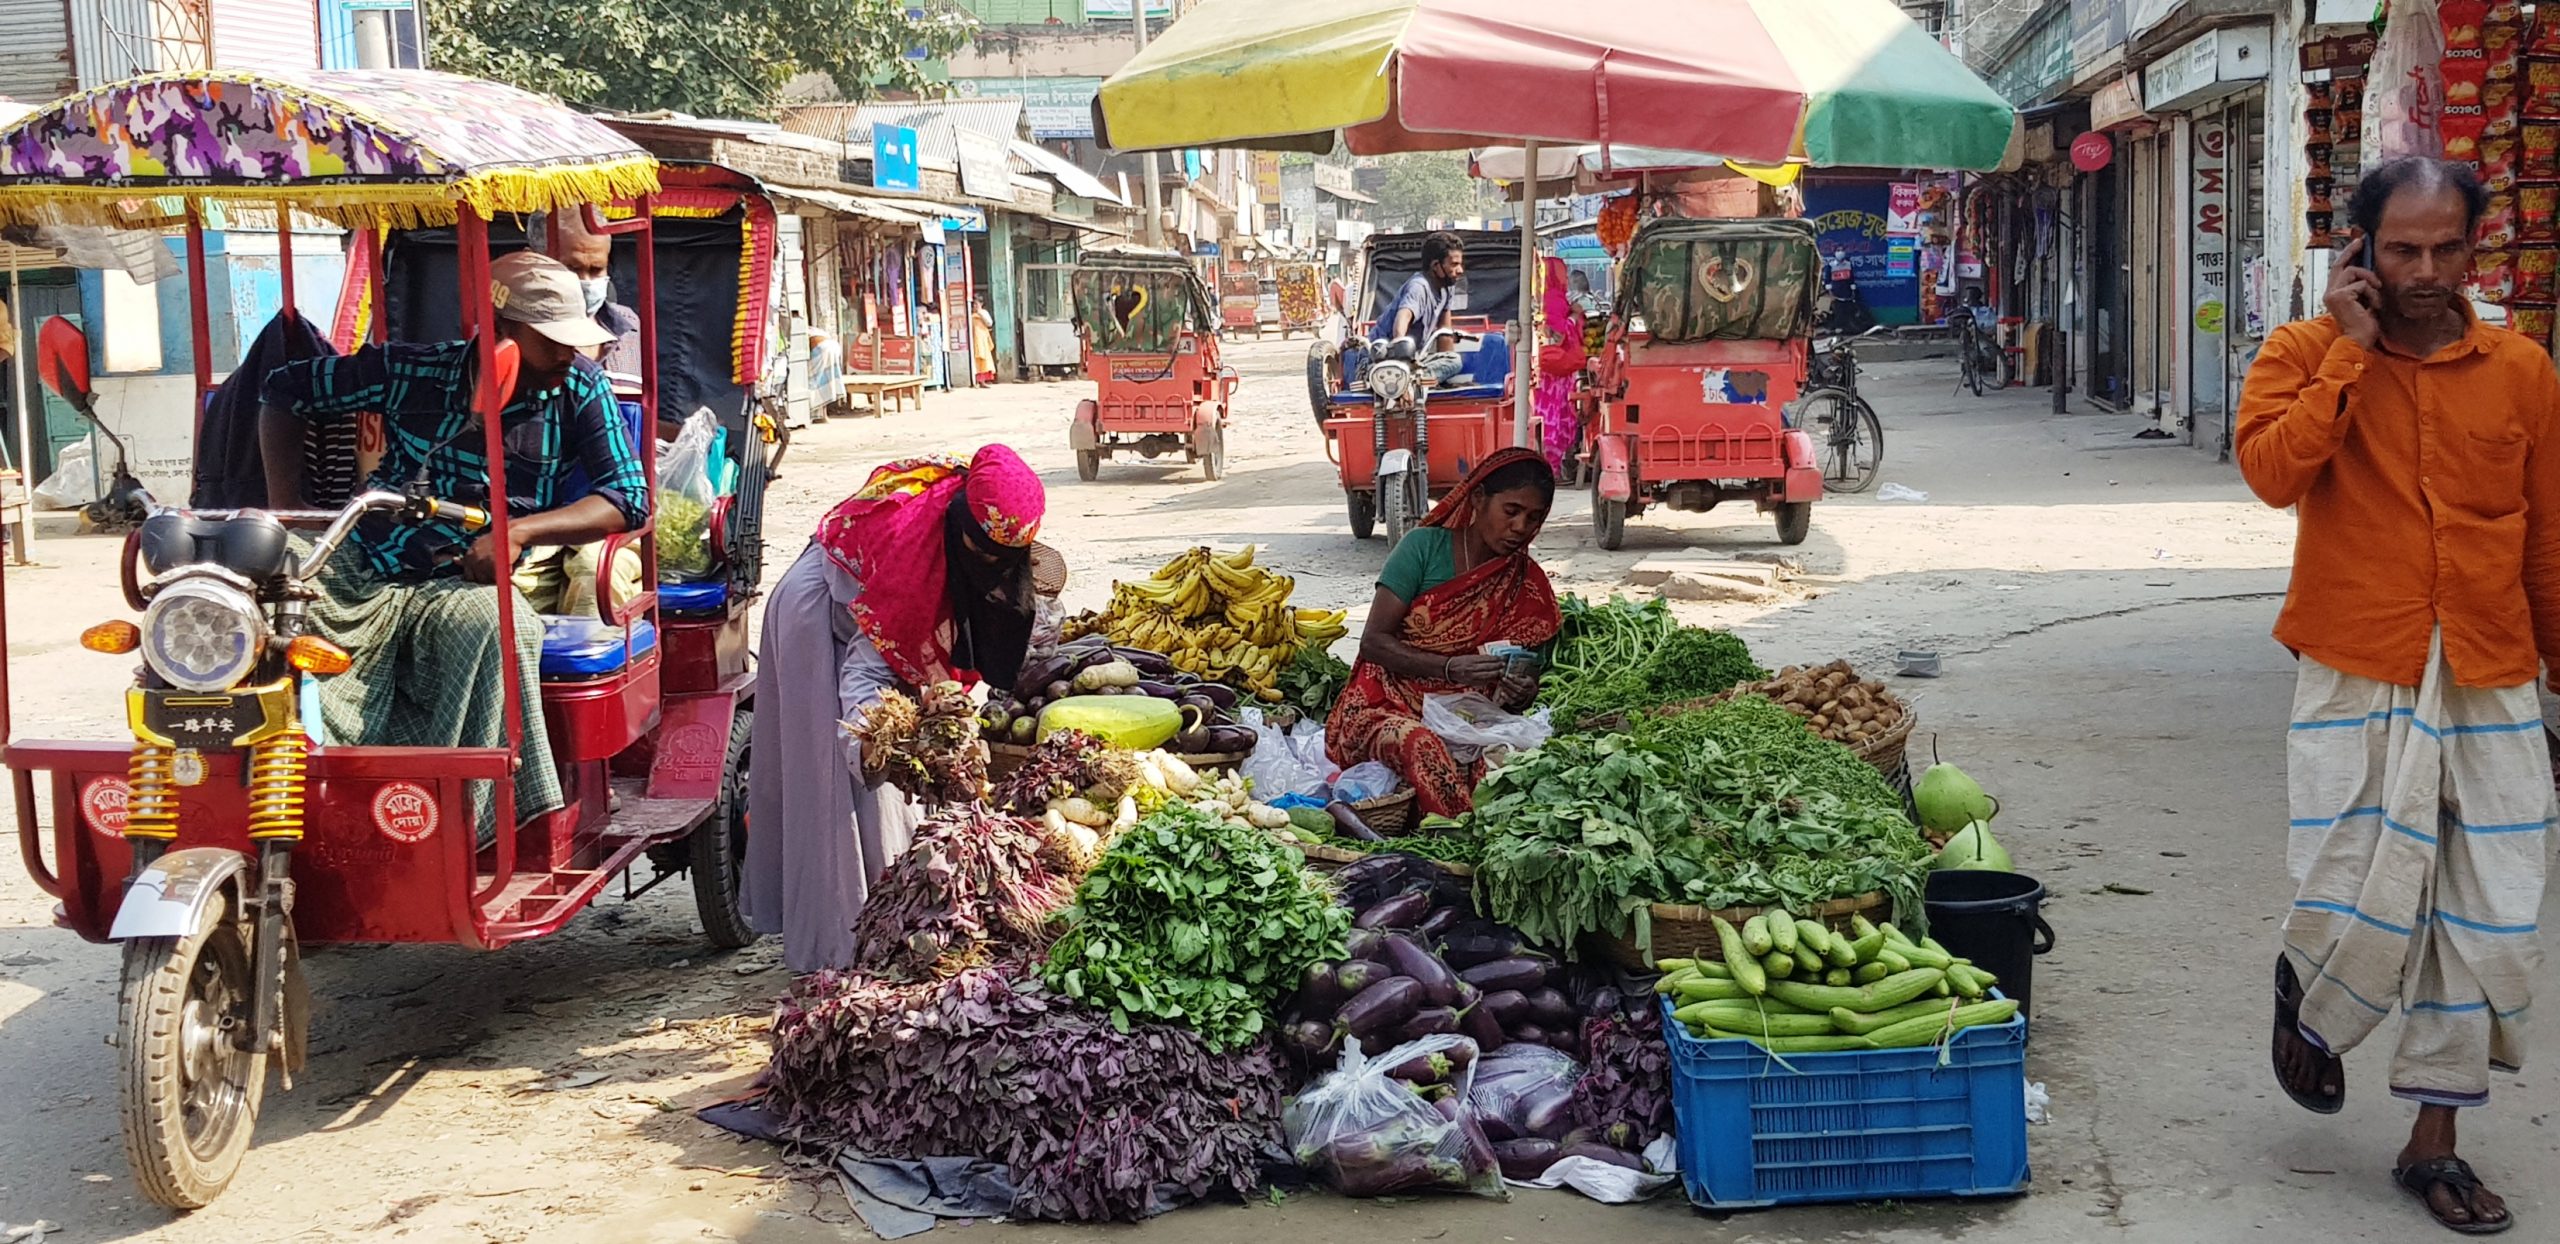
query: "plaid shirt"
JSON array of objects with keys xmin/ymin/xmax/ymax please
[{"xmin": 264, "ymin": 341, "xmax": 650, "ymax": 581}]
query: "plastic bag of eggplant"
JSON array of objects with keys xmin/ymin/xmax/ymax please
[
  {"xmin": 1277, "ymin": 853, "xmax": 1674, "ymax": 1183},
  {"xmin": 1283, "ymin": 1033, "xmax": 1506, "ymax": 1199},
  {"xmin": 988, "ymin": 637, "xmax": 1259, "ymax": 755}
]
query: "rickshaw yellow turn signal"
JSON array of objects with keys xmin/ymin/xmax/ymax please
[
  {"xmin": 286, "ymin": 636, "xmax": 353, "ymax": 675},
  {"xmin": 81, "ymin": 620, "xmax": 140, "ymax": 653}
]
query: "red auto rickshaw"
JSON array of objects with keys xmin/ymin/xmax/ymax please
[
  {"xmin": 1066, "ymin": 251, "xmax": 1237, "ymax": 480},
  {"xmin": 1308, "ymin": 230, "xmax": 1524, "ymax": 544},
  {"xmin": 1588, "ymin": 217, "xmax": 1827, "ymax": 548},
  {"xmin": 0, "ymin": 70, "xmax": 764, "ymax": 1209}
]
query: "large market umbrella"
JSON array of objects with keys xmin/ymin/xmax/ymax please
[{"xmin": 1094, "ymin": 0, "xmax": 2013, "ymax": 445}]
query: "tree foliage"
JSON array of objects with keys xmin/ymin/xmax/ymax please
[
  {"xmin": 1373, "ymin": 152, "xmax": 1480, "ymax": 230},
  {"xmin": 430, "ymin": 0, "xmax": 977, "ymax": 119}
]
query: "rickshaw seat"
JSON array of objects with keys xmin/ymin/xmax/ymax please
[
  {"xmin": 539, "ymin": 614, "xmax": 660, "ymax": 679},
  {"xmin": 658, "ymin": 578, "xmax": 729, "ymax": 615}
]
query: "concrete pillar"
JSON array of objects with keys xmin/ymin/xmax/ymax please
[{"xmin": 988, "ymin": 210, "xmax": 1020, "ymax": 380}]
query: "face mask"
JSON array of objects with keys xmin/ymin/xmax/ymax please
[{"xmin": 580, "ymin": 277, "xmax": 610, "ymax": 315}]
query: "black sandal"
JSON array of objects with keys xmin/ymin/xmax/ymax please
[
  {"xmin": 2395, "ymin": 1157, "xmax": 2514, "ymax": 1235},
  {"xmin": 2273, "ymin": 955, "xmax": 2345, "ymax": 1114}
]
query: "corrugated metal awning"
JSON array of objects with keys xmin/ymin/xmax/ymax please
[{"xmin": 763, "ymin": 183, "xmax": 942, "ymax": 226}]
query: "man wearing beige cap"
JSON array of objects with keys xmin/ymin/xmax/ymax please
[{"xmin": 259, "ymin": 251, "xmax": 652, "ymax": 835}]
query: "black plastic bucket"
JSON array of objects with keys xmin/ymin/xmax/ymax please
[{"xmin": 1923, "ymin": 870, "xmax": 2055, "ymax": 1017}]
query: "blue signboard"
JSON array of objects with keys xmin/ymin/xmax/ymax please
[
  {"xmin": 1803, "ymin": 183, "xmax": 1919, "ymax": 327},
  {"xmin": 873, "ymin": 123, "xmax": 920, "ymax": 192},
  {"xmin": 1885, "ymin": 237, "xmax": 1918, "ymax": 279}
]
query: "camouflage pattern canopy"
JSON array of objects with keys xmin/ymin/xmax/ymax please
[
  {"xmin": 1072, "ymin": 254, "xmax": 1217, "ymax": 355},
  {"xmin": 1617, "ymin": 217, "xmax": 1820, "ymax": 343}
]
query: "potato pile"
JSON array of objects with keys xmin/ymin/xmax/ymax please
[{"xmin": 1726, "ymin": 661, "xmax": 1906, "ymax": 748}]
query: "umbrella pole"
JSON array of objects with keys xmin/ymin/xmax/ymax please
[{"xmin": 1514, "ymin": 137, "xmax": 1537, "ymax": 450}]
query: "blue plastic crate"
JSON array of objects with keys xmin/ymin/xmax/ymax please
[{"xmin": 1662, "ymin": 996, "xmax": 2029, "ymax": 1208}]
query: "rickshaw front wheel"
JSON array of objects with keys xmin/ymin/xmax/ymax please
[
  {"xmin": 1347, "ymin": 490, "xmax": 1377, "ymax": 540},
  {"xmin": 691, "ymin": 708, "xmax": 760, "ymax": 950},
  {"xmin": 1592, "ymin": 476, "xmax": 1628, "ymax": 551},
  {"xmin": 119, "ymin": 893, "xmax": 266, "ymax": 1210},
  {"xmin": 1773, "ymin": 502, "xmax": 1813, "ymax": 546},
  {"xmin": 1075, "ymin": 450, "xmax": 1102, "ymax": 482}
]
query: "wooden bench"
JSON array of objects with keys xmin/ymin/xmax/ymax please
[
  {"xmin": 841, "ymin": 373, "xmax": 927, "ymax": 417},
  {"xmin": 0, "ymin": 469, "xmax": 29, "ymax": 565}
]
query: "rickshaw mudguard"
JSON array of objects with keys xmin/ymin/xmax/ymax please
[
  {"xmin": 1781, "ymin": 430, "xmax": 1826, "ymax": 502},
  {"xmin": 1595, "ymin": 435, "xmax": 1637, "ymax": 503},
  {"xmin": 106, "ymin": 846, "xmax": 246, "ymax": 940},
  {"xmin": 1069, "ymin": 400, "xmax": 1102, "ymax": 452}
]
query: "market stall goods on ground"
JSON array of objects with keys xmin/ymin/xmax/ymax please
[{"xmin": 735, "ymin": 544, "xmax": 2035, "ymax": 1222}]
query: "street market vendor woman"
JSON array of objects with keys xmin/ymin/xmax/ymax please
[{"xmin": 1328, "ymin": 448, "xmax": 1562, "ymax": 817}]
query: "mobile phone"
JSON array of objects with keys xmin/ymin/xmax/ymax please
[{"xmin": 2349, "ymin": 231, "xmax": 2375, "ymax": 271}]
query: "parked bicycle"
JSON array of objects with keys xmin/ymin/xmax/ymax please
[
  {"xmin": 1954, "ymin": 291, "xmax": 2003, "ymax": 396},
  {"xmin": 1795, "ymin": 312, "xmax": 1885, "ymax": 495}
]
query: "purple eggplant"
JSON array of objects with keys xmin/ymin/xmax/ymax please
[
  {"xmin": 1415, "ymin": 905, "xmax": 1463, "ymax": 942},
  {"xmin": 1327, "ymin": 1143, "xmax": 1440, "ymax": 1198},
  {"xmin": 1547, "ymin": 1031, "xmax": 1583, "ymax": 1058},
  {"xmin": 1339, "ymin": 977, "xmax": 1424, "ymax": 1038},
  {"xmin": 1438, "ymin": 930, "xmax": 1525, "ymax": 969},
  {"xmin": 1480, "ymin": 989, "xmax": 1532, "ymax": 1028},
  {"xmin": 1559, "ymin": 1142, "xmax": 1645, "ymax": 1172},
  {"xmin": 1520, "ymin": 1085, "xmax": 1577, "ymax": 1141},
  {"xmin": 1297, "ymin": 961, "xmax": 1346, "ymax": 1014},
  {"xmin": 1461, "ymin": 957, "xmax": 1549, "ymax": 994},
  {"xmin": 1461, "ymin": 1002, "xmax": 1508, "ymax": 1053},
  {"xmin": 1333, "ymin": 854, "xmax": 1406, "ymax": 888},
  {"xmin": 1510, "ymin": 1023, "xmax": 1548, "ymax": 1047},
  {"xmin": 1356, "ymin": 891, "xmax": 1432, "ymax": 930},
  {"xmin": 1525, "ymin": 987, "xmax": 1577, "ymax": 1029},
  {"xmin": 1378, "ymin": 934, "xmax": 1460, "ymax": 1004},
  {"xmin": 1344, "ymin": 928, "xmax": 1388, "ymax": 960},
  {"xmin": 1585, "ymin": 986, "xmax": 1625, "ymax": 1018},
  {"xmin": 1327, "ymin": 800, "xmax": 1386, "ymax": 843},
  {"xmin": 1493, "ymin": 1138, "xmax": 1560, "ymax": 1181},
  {"xmin": 1387, "ymin": 1048, "xmax": 1454, "ymax": 1086},
  {"xmin": 1434, "ymin": 1094, "xmax": 1464, "ymax": 1122},
  {"xmin": 1333, "ymin": 960, "xmax": 1389, "ymax": 999},
  {"xmin": 1479, "ymin": 1113, "xmax": 1518, "ymax": 1143},
  {"xmin": 1399, "ymin": 1005, "xmax": 1461, "ymax": 1041},
  {"xmin": 1283, "ymin": 1019, "xmax": 1338, "ymax": 1062},
  {"xmin": 1452, "ymin": 980, "xmax": 1482, "ymax": 1011}
]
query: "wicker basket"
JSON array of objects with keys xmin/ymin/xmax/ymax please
[
  {"xmin": 1351, "ymin": 788, "xmax": 1418, "ymax": 836},
  {"xmin": 1588, "ymin": 889, "xmax": 1891, "ymax": 973},
  {"xmin": 983, "ymin": 740, "xmax": 1249, "ymax": 783}
]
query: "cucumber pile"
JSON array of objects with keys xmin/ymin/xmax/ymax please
[{"xmin": 1654, "ymin": 911, "xmax": 2016, "ymax": 1052}]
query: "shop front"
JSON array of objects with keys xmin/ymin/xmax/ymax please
[{"xmin": 2140, "ymin": 21, "xmax": 2272, "ymax": 457}]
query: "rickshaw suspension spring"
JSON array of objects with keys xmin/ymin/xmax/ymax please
[
  {"xmin": 246, "ymin": 734, "xmax": 311, "ymax": 841},
  {"xmin": 124, "ymin": 746, "xmax": 180, "ymax": 841}
]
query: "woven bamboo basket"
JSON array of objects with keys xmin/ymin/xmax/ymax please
[
  {"xmin": 1351, "ymin": 788, "xmax": 1418, "ymax": 836},
  {"xmin": 983, "ymin": 740, "xmax": 1249, "ymax": 783},
  {"xmin": 1589, "ymin": 889, "xmax": 1890, "ymax": 973}
]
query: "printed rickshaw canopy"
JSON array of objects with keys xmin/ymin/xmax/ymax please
[
  {"xmin": 0, "ymin": 70, "xmax": 659, "ymax": 229},
  {"xmin": 1618, "ymin": 217, "xmax": 1819, "ymax": 344},
  {"xmin": 1072, "ymin": 253, "xmax": 1218, "ymax": 355}
]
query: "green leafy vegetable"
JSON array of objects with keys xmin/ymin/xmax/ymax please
[
  {"xmin": 1041, "ymin": 804, "xmax": 1350, "ymax": 1050},
  {"xmin": 1539, "ymin": 595, "xmax": 1764, "ymax": 724},
  {"xmin": 1278, "ymin": 643, "xmax": 1354, "ymax": 719},
  {"xmin": 658, "ymin": 490, "xmax": 714, "ymax": 577}
]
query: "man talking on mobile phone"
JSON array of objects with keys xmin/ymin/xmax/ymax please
[{"xmin": 2237, "ymin": 156, "xmax": 2551, "ymax": 1235}]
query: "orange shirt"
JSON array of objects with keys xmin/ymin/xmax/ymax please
[{"xmin": 2235, "ymin": 312, "xmax": 2560, "ymax": 690}]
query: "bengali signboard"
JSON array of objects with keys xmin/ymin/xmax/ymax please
[{"xmin": 951, "ymin": 77, "xmax": 1103, "ymax": 141}]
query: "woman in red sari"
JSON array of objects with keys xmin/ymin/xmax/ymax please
[{"xmin": 1327, "ymin": 448, "xmax": 1562, "ymax": 817}]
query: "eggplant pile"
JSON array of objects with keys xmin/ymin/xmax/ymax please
[
  {"xmin": 987, "ymin": 637, "xmax": 1257, "ymax": 754},
  {"xmin": 1283, "ymin": 1033, "xmax": 1506, "ymax": 1200}
]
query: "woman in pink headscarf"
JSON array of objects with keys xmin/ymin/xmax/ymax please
[
  {"xmin": 743, "ymin": 445, "xmax": 1058, "ymax": 972},
  {"xmin": 1536, "ymin": 256, "xmax": 1588, "ymax": 475}
]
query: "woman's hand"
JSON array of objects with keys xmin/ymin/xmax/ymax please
[
  {"xmin": 1443, "ymin": 654, "xmax": 1508, "ymax": 687},
  {"xmin": 1496, "ymin": 668, "xmax": 1540, "ymax": 711}
]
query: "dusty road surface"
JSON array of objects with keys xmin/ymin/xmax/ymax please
[{"xmin": 3, "ymin": 336, "xmax": 2555, "ymax": 1243}]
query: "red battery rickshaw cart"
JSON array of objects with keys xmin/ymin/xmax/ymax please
[
  {"xmin": 1588, "ymin": 216, "xmax": 1828, "ymax": 548},
  {"xmin": 1065, "ymin": 251, "xmax": 1237, "ymax": 481},
  {"xmin": 0, "ymin": 70, "xmax": 764, "ymax": 1209}
]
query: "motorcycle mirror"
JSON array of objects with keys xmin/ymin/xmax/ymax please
[
  {"xmin": 476, "ymin": 339, "xmax": 520, "ymax": 422},
  {"xmin": 36, "ymin": 316, "xmax": 91, "ymax": 408}
]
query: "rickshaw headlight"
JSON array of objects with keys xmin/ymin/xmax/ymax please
[
  {"xmin": 1369, "ymin": 361, "xmax": 1414, "ymax": 403},
  {"xmin": 141, "ymin": 579, "xmax": 269, "ymax": 692}
]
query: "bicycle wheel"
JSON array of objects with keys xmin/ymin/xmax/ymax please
[
  {"xmin": 1801, "ymin": 386, "xmax": 1882, "ymax": 494},
  {"xmin": 1960, "ymin": 327, "xmax": 1984, "ymax": 396}
]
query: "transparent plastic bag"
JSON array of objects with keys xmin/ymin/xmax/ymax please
[
  {"xmin": 1330, "ymin": 761, "xmax": 1399, "ymax": 804},
  {"xmin": 1421, "ymin": 693, "xmax": 1554, "ymax": 763},
  {"xmin": 32, "ymin": 439, "xmax": 95, "ymax": 509},
  {"xmin": 1284, "ymin": 1034, "xmax": 1506, "ymax": 1199},
  {"xmin": 1466, "ymin": 1043, "xmax": 1583, "ymax": 1145},
  {"xmin": 1241, "ymin": 707, "xmax": 1332, "ymax": 799},
  {"xmin": 656, "ymin": 409, "xmax": 720, "ymax": 580}
]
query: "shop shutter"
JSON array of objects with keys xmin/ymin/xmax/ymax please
[
  {"xmin": 0, "ymin": 0, "xmax": 72, "ymax": 104},
  {"xmin": 211, "ymin": 0, "xmax": 319, "ymax": 73},
  {"xmin": 70, "ymin": 0, "xmax": 156, "ymax": 89}
]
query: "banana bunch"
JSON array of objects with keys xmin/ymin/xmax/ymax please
[{"xmin": 1065, "ymin": 546, "xmax": 1351, "ymax": 701}]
